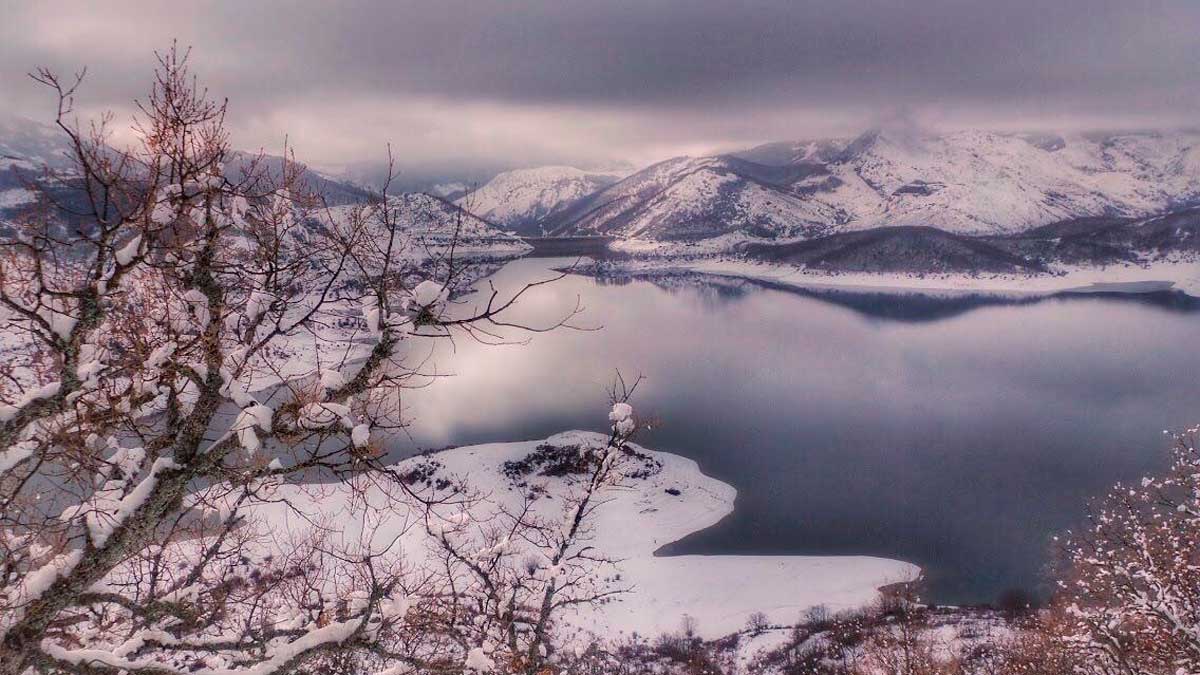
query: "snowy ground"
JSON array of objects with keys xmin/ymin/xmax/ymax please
[
  {"xmin": 733, "ymin": 606, "xmax": 1022, "ymax": 674},
  {"xmin": 587, "ymin": 253, "xmax": 1200, "ymax": 298},
  {"xmin": 0, "ymin": 187, "xmax": 36, "ymax": 209},
  {"xmin": 260, "ymin": 431, "xmax": 917, "ymax": 640}
]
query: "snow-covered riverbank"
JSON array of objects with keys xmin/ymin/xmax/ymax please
[
  {"xmin": 260, "ymin": 431, "xmax": 917, "ymax": 639},
  {"xmin": 579, "ymin": 254, "xmax": 1200, "ymax": 298}
]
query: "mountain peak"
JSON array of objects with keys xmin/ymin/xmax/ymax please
[
  {"xmin": 456, "ymin": 165, "xmax": 623, "ymax": 235},
  {"xmin": 560, "ymin": 128, "xmax": 1200, "ymax": 242}
]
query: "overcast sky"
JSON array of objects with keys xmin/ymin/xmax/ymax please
[{"xmin": 2, "ymin": 0, "xmax": 1198, "ymax": 172}]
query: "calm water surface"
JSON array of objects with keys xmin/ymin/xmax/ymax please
[{"xmin": 390, "ymin": 257, "xmax": 1200, "ymax": 605}]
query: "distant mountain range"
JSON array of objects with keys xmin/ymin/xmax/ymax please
[
  {"xmin": 0, "ymin": 115, "xmax": 521, "ymax": 252},
  {"xmin": 5, "ymin": 112, "xmax": 1200, "ymax": 272},
  {"xmin": 537, "ymin": 129, "xmax": 1200, "ymax": 242},
  {"xmin": 0, "ymin": 115, "xmax": 375, "ymax": 215}
]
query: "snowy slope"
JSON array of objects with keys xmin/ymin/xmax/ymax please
[
  {"xmin": 613, "ymin": 162, "xmax": 841, "ymax": 240},
  {"xmin": 558, "ymin": 129, "xmax": 1200, "ymax": 242},
  {"xmin": 0, "ymin": 114, "xmax": 74, "ymax": 171},
  {"xmin": 823, "ymin": 129, "xmax": 1200, "ymax": 235},
  {"xmin": 257, "ymin": 431, "xmax": 917, "ymax": 639},
  {"xmin": 326, "ymin": 192, "xmax": 531, "ymax": 256},
  {"xmin": 0, "ymin": 115, "xmax": 379, "ymax": 219},
  {"xmin": 0, "ymin": 113, "xmax": 526, "ymax": 259},
  {"xmin": 550, "ymin": 155, "xmax": 844, "ymax": 240},
  {"xmin": 456, "ymin": 166, "xmax": 621, "ymax": 236},
  {"xmin": 0, "ymin": 115, "xmax": 75, "ymax": 218},
  {"xmin": 224, "ymin": 150, "xmax": 380, "ymax": 206},
  {"xmin": 544, "ymin": 156, "xmax": 716, "ymax": 235}
]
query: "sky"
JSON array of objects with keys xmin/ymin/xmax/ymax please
[{"xmin": 2, "ymin": 0, "xmax": 1198, "ymax": 174}]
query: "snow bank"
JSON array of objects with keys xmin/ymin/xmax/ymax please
[
  {"xmin": 259, "ymin": 431, "xmax": 917, "ymax": 639},
  {"xmin": 588, "ymin": 256, "xmax": 1200, "ymax": 299},
  {"xmin": 0, "ymin": 188, "xmax": 37, "ymax": 209}
]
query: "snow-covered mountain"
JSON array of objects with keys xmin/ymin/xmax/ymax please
[
  {"xmin": 0, "ymin": 114, "xmax": 378, "ymax": 215},
  {"xmin": 545, "ymin": 155, "xmax": 844, "ymax": 240},
  {"xmin": 554, "ymin": 129, "xmax": 1200, "ymax": 242},
  {"xmin": 0, "ymin": 115, "xmax": 77, "ymax": 216},
  {"xmin": 327, "ymin": 192, "xmax": 530, "ymax": 256},
  {"xmin": 0, "ymin": 115, "xmax": 76, "ymax": 171},
  {"xmin": 457, "ymin": 166, "xmax": 621, "ymax": 236},
  {"xmin": 0, "ymin": 115, "xmax": 526, "ymax": 258}
]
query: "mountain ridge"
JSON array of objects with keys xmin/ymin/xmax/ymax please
[
  {"xmin": 455, "ymin": 165, "xmax": 622, "ymax": 236},
  {"xmin": 552, "ymin": 128, "xmax": 1200, "ymax": 244},
  {"xmin": 0, "ymin": 115, "xmax": 523, "ymax": 255}
]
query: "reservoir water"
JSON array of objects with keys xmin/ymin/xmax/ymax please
[{"xmin": 392, "ymin": 257, "xmax": 1200, "ymax": 605}]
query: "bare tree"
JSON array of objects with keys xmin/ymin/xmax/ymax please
[
  {"xmin": 746, "ymin": 611, "xmax": 770, "ymax": 636},
  {"xmin": 389, "ymin": 376, "xmax": 645, "ymax": 675},
  {"xmin": 957, "ymin": 615, "xmax": 1080, "ymax": 675},
  {"xmin": 0, "ymin": 46, "xmax": 619, "ymax": 675},
  {"xmin": 857, "ymin": 607, "xmax": 948, "ymax": 675}
]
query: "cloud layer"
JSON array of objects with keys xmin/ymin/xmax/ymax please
[{"xmin": 2, "ymin": 0, "xmax": 1197, "ymax": 170}]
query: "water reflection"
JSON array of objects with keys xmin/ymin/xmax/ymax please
[
  {"xmin": 593, "ymin": 269, "xmax": 1200, "ymax": 322},
  {"xmin": 390, "ymin": 257, "xmax": 1200, "ymax": 605}
]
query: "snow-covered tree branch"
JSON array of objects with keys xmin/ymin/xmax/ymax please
[
  {"xmin": 1058, "ymin": 424, "xmax": 1200, "ymax": 675},
  {"xmin": 0, "ymin": 47, "xmax": 619, "ymax": 675}
]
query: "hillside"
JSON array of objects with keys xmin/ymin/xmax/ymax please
[
  {"xmin": 736, "ymin": 208, "xmax": 1200, "ymax": 275},
  {"xmin": 0, "ymin": 115, "xmax": 377, "ymax": 225},
  {"xmin": 456, "ymin": 165, "xmax": 621, "ymax": 236},
  {"xmin": 0, "ymin": 116, "xmax": 531, "ymax": 259},
  {"xmin": 553, "ymin": 129, "xmax": 1200, "ymax": 244},
  {"xmin": 740, "ymin": 226, "xmax": 1048, "ymax": 275},
  {"xmin": 0, "ymin": 115, "xmax": 76, "ymax": 217},
  {"xmin": 326, "ymin": 192, "xmax": 530, "ymax": 256}
]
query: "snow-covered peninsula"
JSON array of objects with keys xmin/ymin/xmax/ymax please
[{"xmin": 259, "ymin": 431, "xmax": 918, "ymax": 639}]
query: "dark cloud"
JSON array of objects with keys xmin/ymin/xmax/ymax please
[{"xmin": 1, "ymin": 0, "xmax": 1197, "ymax": 169}]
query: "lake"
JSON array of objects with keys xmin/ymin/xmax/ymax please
[{"xmin": 390, "ymin": 256, "xmax": 1200, "ymax": 606}]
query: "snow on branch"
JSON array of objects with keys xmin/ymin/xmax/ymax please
[{"xmin": 0, "ymin": 44, "xmax": 595, "ymax": 675}]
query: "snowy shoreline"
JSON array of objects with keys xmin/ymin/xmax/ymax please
[
  {"xmin": 261, "ymin": 431, "xmax": 918, "ymax": 639},
  {"xmin": 571, "ymin": 254, "xmax": 1200, "ymax": 299}
]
